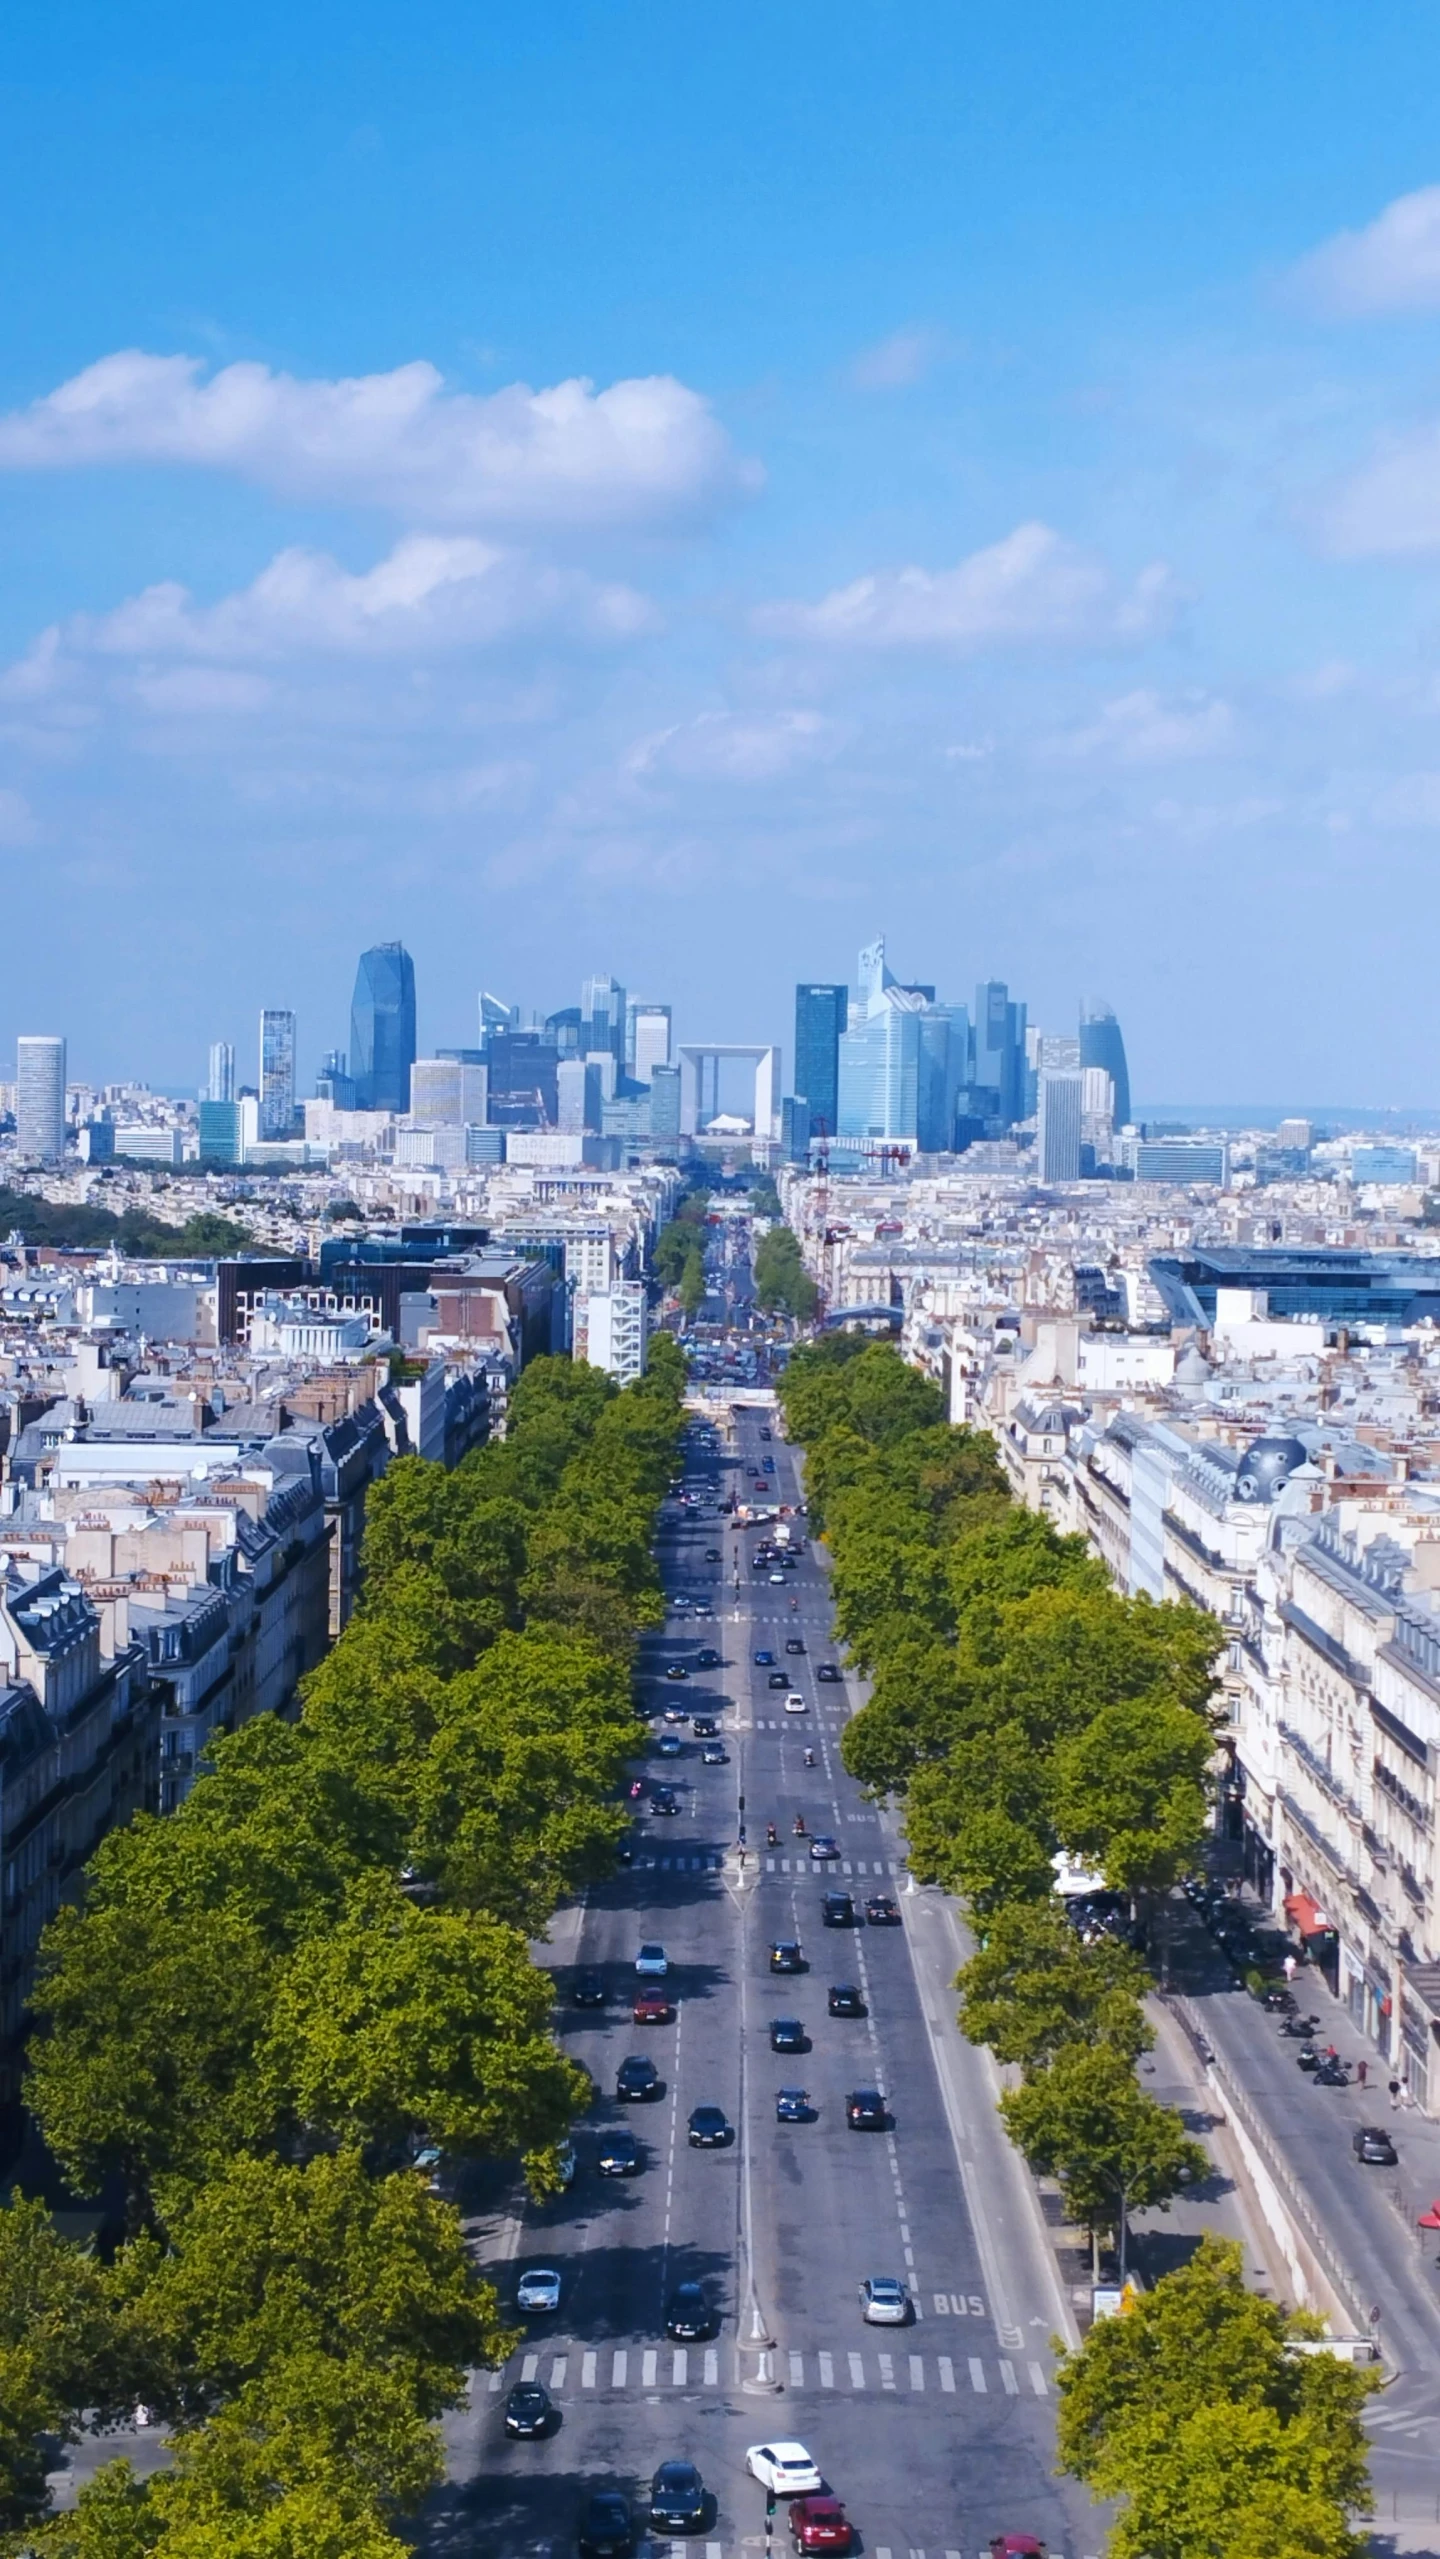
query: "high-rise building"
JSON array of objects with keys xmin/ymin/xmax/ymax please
[
  {"xmin": 1079, "ymin": 1001, "xmax": 1131, "ymax": 1132},
  {"xmin": 258, "ymin": 1009, "xmax": 297, "ymax": 1140},
  {"xmin": 629, "ymin": 1003, "xmax": 672, "ymax": 1082},
  {"xmin": 350, "ymin": 942, "xmax": 417, "ymax": 1114},
  {"xmin": 581, "ymin": 974, "xmax": 627, "ymax": 1065},
  {"xmin": 971, "ymin": 980, "xmax": 1027, "ymax": 1127},
  {"xmin": 793, "ymin": 984, "xmax": 847, "ymax": 1138},
  {"xmin": 1037, "ymin": 1069, "xmax": 1084, "ymax": 1182},
  {"xmin": 207, "ymin": 1040, "xmax": 235, "ymax": 1103},
  {"xmin": 16, "ymin": 1036, "xmax": 66, "ymax": 1163},
  {"xmin": 916, "ymin": 1004, "xmax": 968, "ymax": 1153},
  {"xmin": 837, "ymin": 939, "xmax": 924, "ymax": 1143},
  {"xmin": 410, "ymin": 1058, "xmax": 488, "ymax": 1127}
]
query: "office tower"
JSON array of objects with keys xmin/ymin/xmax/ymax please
[
  {"xmin": 484, "ymin": 1029, "xmax": 560, "ymax": 1128},
  {"xmin": 629, "ymin": 1003, "xmax": 672, "ymax": 1082},
  {"xmin": 1037, "ymin": 1069, "xmax": 1084, "ymax": 1182},
  {"xmin": 916, "ymin": 1004, "xmax": 968, "ymax": 1153},
  {"xmin": 546, "ymin": 1006, "xmax": 584, "ymax": 1058},
  {"xmin": 1079, "ymin": 1000, "xmax": 1131, "ymax": 1132},
  {"xmin": 258, "ymin": 1009, "xmax": 297, "ymax": 1139},
  {"xmin": 207, "ymin": 1040, "xmax": 235, "ymax": 1104},
  {"xmin": 316, "ymin": 1048, "xmax": 357, "ymax": 1109},
  {"xmin": 971, "ymin": 980, "xmax": 1027, "ymax": 1127},
  {"xmin": 556, "ymin": 1057, "xmax": 589, "ymax": 1134},
  {"xmin": 350, "ymin": 941, "xmax": 417, "ymax": 1113},
  {"xmin": 16, "ymin": 1035, "xmax": 66, "ymax": 1163},
  {"xmin": 198, "ymin": 1100, "xmax": 241, "ymax": 1164},
  {"xmin": 793, "ymin": 984, "xmax": 847, "ymax": 1138},
  {"xmin": 479, "ymin": 991, "xmax": 517, "ymax": 1040},
  {"xmin": 581, "ymin": 974, "xmax": 626, "ymax": 1065},
  {"xmin": 837, "ymin": 940, "xmax": 924, "ymax": 1143},
  {"xmin": 649, "ymin": 1063, "xmax": 681, "ymax": 1152},
  {"xmin": 410, "ymin": 1057, "xmax": 488, "ymax": 1126}
]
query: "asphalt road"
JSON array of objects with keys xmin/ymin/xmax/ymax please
[{"xmin": 432, "ymin": 1399, "xmax": 1096, "ymax": 2559}]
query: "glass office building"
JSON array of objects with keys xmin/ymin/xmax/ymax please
[
  {"xmin": 350, "ymin": 942, "xmax": 417, "ymax": 1113},
  {"xmin": 258, "ymin": 1009, "xmax": 296, "ymax": 1139},
  {"xmin": 793, "ymin": 984, "xmax": 847, "ymax": 1138},
  {"xmin": 1079, "ymin": 1001, "xmax": 1131, "ymax": 1131}
]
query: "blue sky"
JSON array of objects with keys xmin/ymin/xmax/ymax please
[{"xmin": 5, "ymin": 3, "xmax": 1440, "ymax": 1102}]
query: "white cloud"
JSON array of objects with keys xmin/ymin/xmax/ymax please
[
  {"xmin": 851, "ymin": 327, "xmax": 950, "ymax": 390},
  {"xmin": 1315, "ymin": 425, "xmax": 1440, "ymax": 556},
  {"xmin": 0, "ymin": 351, "xmax": 759, "ymax": 531},
  {"xmin": 626, "ymin": 708, "xmax": 836, "ymax": 783},
  {"xmin": 2, "ymin": 534, "xmax": 654, "ymax": 698},
  {"xmin": 758, "ymin": 522, "xmax": 1178, "ymax": 651},
  {"xmin": 1058, "ymin": 688, "xmax": 1235, "ymax": 765},
  {"xmin": 1295, "ymin": 185, "xmax": 1440, "ymax": 316}
]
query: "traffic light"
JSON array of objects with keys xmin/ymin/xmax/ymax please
[{"xmin": 765, "ymin": 2488, "xmax": 777, "ymax": 2519}]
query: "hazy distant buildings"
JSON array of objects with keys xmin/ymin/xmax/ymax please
[
  {"xmin": 794, "ymin": 983, "xmax": 847, "ymax": 1139},
  {"xmin": 968, "ymin": 979, "xmax": 1027, "ymax": 1128},
  {"xmin": 629, "ymin": 1003, "xmax": 672, "ymax": 1081},
  {"xmin": 16, "ymin": 1036, "xmax": 66, "ymax": 1163},
  {"xmin": 207, "ymin": 1040, "xmax": 235, "ymax": 1104},
  {"xmin": 581, "ymin": 974, "xmax": 627, "ymax": 1066},
  {"xmin": 350, "ymin": 942, "xmax": 417, "ymax": 1113},
  {"xmin": 1037, "ymin": 1068, "xmax": 1084, "ymax": 1182},
  {"xmin": 410, "ymin": 1057, "xmax": 488, "ymax": 1127},
  {"xmin": 259, "ymin": 1009, "xmax": 297, "ymax": 1139},
  {"xmin": 1079, "ymin": 1000, "xmax": 1131, "ymax": 1131}
]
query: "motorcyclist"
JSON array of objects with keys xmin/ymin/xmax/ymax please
[
  {"xmin": 793, "ymin": 1814, "xmax": 806, "ymax": 1837},
  {"xmin": 803, "ymin": 1748, "xmax": 815, "ymax": 1767},
  {"xmin": 766, "ymin": 1821, "xmax": 778, "ymax": 1847}
]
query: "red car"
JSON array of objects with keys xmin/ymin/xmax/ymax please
[
  {"xmin": 988, "ymin": 2540, "xmax": 1047, "ymax": 2558},
  {"xmin": 789, "ymin": 2497, "xmax": 852, "ymax": 2553},
  {"xmin": 632, "ymin": 1988, "xmax": 672, "ymax": 2025}
]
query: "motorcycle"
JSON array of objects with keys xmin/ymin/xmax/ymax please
[
  {"xmin": 1278, "ymin": 2013, "xmax": 1320, "ymax": 2039},
  {"xmin": 793, "ymin": 1815, "xmax": 807, "ymax": 1838},
  {"xmin": 1314, "ymin": 2058, "xmax": 1351, "ymax": 2088},
  {"xmin": 766, "ymin": 1822, "xmax": 778, "ymax": 1848},
  {"xmin": 803, "ymin": 1748, "xmax": 815, "ymax": 1768}
]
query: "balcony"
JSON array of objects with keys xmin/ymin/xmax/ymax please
[{"xmin": 1279, "ymin": 1721, "xmax": 1364, "ymax": 1824}]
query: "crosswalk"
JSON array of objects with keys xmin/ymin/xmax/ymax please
[
  {"xmin": 764, "ymin": 1856, "xmax": 900, "ymax": 1875},
  {"xmin": 635, "ymin": 1853, "xmax": 726, "ymax": 1872},
  {"xmin": 600, "ymin": 2544, "xmax": 1095, "ymax": 2559},
  {"xmin": 490, "ymin": 2346, "xmax": 1047, "ymax": 2398}
]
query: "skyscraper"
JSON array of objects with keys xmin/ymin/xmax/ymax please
[
  {"xmin": 350, "ymin": 942, "xmax": 417, "ymax": 1113},
  {"xmin": 1037, "ymin": 1069, "xmax": 1084, "ymax": 1182},
  {"xmin": 793, "ymin": 984, "xmax": 847, "ymax": 1137},
  {"xmin": 207, "ymin": 1040, "xmax": 235, "ymax": 1103},
  {"xmin": 16, "ymin": 1036, "xmax": 66, "ymax": 1163},
  {"xmin": 259, "ymin": 1009, "xmax": 297, "ymax": 1139},
  {"xmin": 629, "ymin": 1003, "xmax": 672, "ymax": 1082},
  {"xmin": 581, "ymin": 974, "xmax": 626, "ymax": 1065},
  {"xmin": 970, "ymin": 980, "xmax": 1028, "ymax": 1128},
  {"xmin": 1079, "ymin": 1001, "xmax": 1131, "ymax": 1132}
]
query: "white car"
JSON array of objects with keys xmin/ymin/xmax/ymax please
[
  {"xmin": 769, "ymin": 1570, "xmax": 787, "ymax": 1584},
  {"xmin": 859, "ymin": 2275, "xmax": 911, "ymax": 2325},
  {"xmin": 784, "ymin": 1693, "xmax": 808, "ymax": 1714},
  {"xmin": 745, "ymin": 2442, "xmax": 824, "ymax": 2497},
  {"xmin": 516, "ymin": 2266, "xmax": 562, "ymax": 2314},
  {"xmin": 635, "ymin": 1943, "xmax": 669, "ymax": 1977}
]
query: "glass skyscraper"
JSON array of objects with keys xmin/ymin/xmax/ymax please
[
  {"xmin": 793, "ymin": 984, "xmax": 847, "ymax": 1138},
  {"xmin": 1079, "ymin": 1001, "xmax": 1131, "ymax": 1131},
  {"xmin": 350, "ymin": 942, "xmax": 417, "ymax": 1113},
  {"xmin": 259, "ymin": 1009, "xmax": 297, "ymax": 1138}
]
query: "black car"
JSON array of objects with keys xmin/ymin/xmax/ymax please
[
  {"xmin": 866, "ymin": 1896, "xmax": 901, "ymax": 1926},
  {"xmin": 696, "ymin": 1648, "xmax": 722, "ymax": 1669},
  {"xmin": 828, "ymin": 1983, "xmax": 866, "ymax": 2017},
  {"xmin": 597, "ymin": 2127, "xmax": 642, "ymax": 2177},
  {"xmin": 504, "ymin": 2380, "xmax": 554, "ymax": 2437},
  {"xmin": 691, "ymin": 1714, "xmax": 719, "ymax": 1738},
  {"xmin": 617, "ymin": 2055, "xmax": 662, "ymax": 2101},
  {"xmin": 759, "ymin": 1427, "xmax": 771, "ymax": 1441},
  {"xmin": 574, "ymin": 1970, "xmax": 606, "ymax": 2008},
  {"xmin": 816, "ymin": 1665, "xmax": 841, "ymax": 1683},
  {"xmin": 665, "ymin": 2280, "xmax": 714, "ymax": 2340},
  {"xmin": 770, "ymin": 2017, "xmax": 808, "ymax": 2052},
  {"xmin": 847, "ymin": 2087, "xmax": 887, "ymax": 2129},
  {"xmin": 615, "ymin": 1833, "xmax": 635, "ymax": 1866},
  {"xmin": 578, "ymin": 2489, "xmax": 634, "ymax": 2559},
  {"xmin": 768, "ymin": 1670, "xmax": 790, "ymax": 1689},
  {"xmin": 785, "ymin": 1636, "xmax": 805, "ymax": 1655},
  {"xmin": 769, "ymin": 1940, "xmax": 805, "ymax": 1973},
  {"xmin": 688, "ymin": 2104, "xmax": 732, "ymax": 2147},
  {"xmin": 1353, "ymin": 2124, "xmax": 1398, "ymax": 2165},
  {"xmin": 822, "ymin": 1892, "xmax": 856, "ymax": 1928},
  {"xmin": 650, "ymin": 2461, "xmax": 707, "ymax": 2533},
  {"xmin": 651, "ymin": 1786, "xmax": 680, "ymax": 1816},
  {"xmin": 704, "ymin": 1548, "xmax": 722, "ymax": 1562}
]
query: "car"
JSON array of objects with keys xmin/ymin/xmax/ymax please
[
  {"xmin": 652, "ymin": 1786, "xmax": 680, "ymax": 1813},
  {"xmin": 633, "ymin": 1987, "xmax": 671, "ymax": 2024},
  {"xmin": 578, "ymin": 2489, "xmax": 634, "ymax": 2558},
  {"xmin": 1353, "ymin": 2125, "xmax": 1398, "ymax": 2164},
  {"xmin": 504, "ymin": 2380, "xmax": 554, "ymax": 2437},
  {"xmin": 745, "ymin": 2443, "xmax": 824, "ymax": 2497},
  {"xmin": 704, "ymin": 1548, "xmax": 722, "ymax": 1562},
  {"xmin": 754, "ymin": 1649, "xmax": 776, "ymax": 1666},
  {"xmin": 866, "ymin": 1896, "xmax": 901, "ymax": 1926},
  {"xmin": 816, "ymin": 1665, "xmax": 842, "ymax": 1684},
  {"xmin": 691, "ymin": 1714, "xmax": 719, "ymax": 1737},
  {"xmin": 809, "ymin": 1836, "xmax": 841, "ymax": 1862},
  {"xmin": 702, "ymin": 1743, "xmax": 729, "ymax": 1765},
  {"xmin": 986, "ymin": 2541, "xmax": 1047, "ymax": 2558},
  {"xmin": 597, "ymin": 2127, "xmax": 642, "ymax": 2176},
  {"xmin": 858, "ymin": 2275, "xmax": 911, "ymax": 2325},
  {"xmin": 776, "ymin": 2087, "xmax": 814, "ymax": 2122},
  {"xmin": 573, "ymin": 1970, "xmax": 606, "ymax": 2008},
  {"xmin": 759, "ymin": 1427, "xmax": 772, "ymax": 1441},
  {"xmin": 769, "ymin": 1570, "xmax": 787, "ymax": 1584},
  {"xmin": 649, "ymin": 2461, "xmax": 708, "ymax": 2533},
  {"xmin": 789, "ymin": 2497, "xmax": 852, "ymax": 2553},
  {"xmin": 615, "ymin": 1832, "xmax": 635, "ymax": 1866},
  {"xmin": 784, "ymin": 1694, "xmax": 808, "ymax": 1715},
  {"xmin": 785, "ymin": 1637, "xmax": 806, "ymax": 1655},
  {"xmin": 516, "ymin": 2266, "xmax": 562, "ymax": 2314},
  {"xmin": 617, "ymin": 2055, "xmax": 662, "ymax": 2101},
  {"xmin": 770, "ymin": 1940, "xmax": 806, "ymax": 1973},
  {"xmin": 770, "ymin": 2017, "xmax": 808, "ymax": 2052},
  {"xmin": 636, "ymin": 1944, "xmax": 669, "ymax": 1975},
  {"xmin": 846, "ymin": 2088, "xmax": 887, "ymax": 2129},
  {"xmin": 658, "ymin": 1733, "xmax": 684, "ymax": 1755},
  {"xmin": 665, "ymin": 1665, "xmax": 689, "ymax": 1682},
  {"xmin": 822, "ymin": 1892, "xmax": 855, "ymax": 1928},
  {"xmin": 688, "ymin": 2104, "xmax": 732, "ymax": 2146},
  {"xmin": 696, "ymin": 1648, "xmax": 722, "ymax": 1669},
  {"xmin": 768, "ymin": 1670, "xmax": 790, "ymax": 1690},
  {"xmin": 665, "ymin": 2280, "xmax": 714, "ymax": 2341}
]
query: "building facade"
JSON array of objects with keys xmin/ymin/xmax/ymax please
[
  {"xmin": 16, "ymin": 1037, "xmax": 66, "ymax": 1165},
  {"xmin": 350, "ymin": 942, "xmax": 417, "ymax": 1114},
  {"xmin": 259, "ymin": 1009, "xmax": 297, "ymax": 1139}
]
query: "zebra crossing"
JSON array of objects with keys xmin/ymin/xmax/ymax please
[
  {"xmin": 580, "ymin": 2543, "xmax": 1095, "ymax": 2559},
  {"xmin": 763, "ymin": 1856, "xmax": 900, "ymax": 1875},
  {"xmin": 489, "ymin": 2346, "xmax": 1047, "ymax": 2398},
  {"xmin": 635, "ymin": 1853, "xmax": 726, "ymax": 1872}
]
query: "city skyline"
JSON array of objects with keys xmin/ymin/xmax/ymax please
[{"xmin": 3, "ymin": 12, "xmax": 1440, "ymax": 1099}]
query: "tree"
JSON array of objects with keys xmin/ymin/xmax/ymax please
[
  {"xmin": 1054, "ymin": 1692, "xmax": 1214, "ymax": 1899},
  {"xmin": 752, "ymin": 1226, "xmax": 817, "ymax": 1321},
  {"xmin": 677, "ymin": 1245, "xmax": 706, "ymax": 1318},
  {"xmin": 1056, "ymin": 2235, "xmax": 1375, "ymax": 2559},
  {"xmin": 0, "ymin": 2196, "xmax": 135, "ymax": 2536},
  {"xmin": 839, "ymin": 1635, "xmax": 971, "ymax": 1795},
  {"xmin": 956, "ymin": 1902, "xmax": 1153, "ymax": 2071},
  {"xmin": 1000, "ymin": 2044, "xmax": 1206, "ymax": 2275}
]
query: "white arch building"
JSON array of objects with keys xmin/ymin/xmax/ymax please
[{"xmin": 677, "ymin": 1044, "xmax": 781, "ymax": 1140}]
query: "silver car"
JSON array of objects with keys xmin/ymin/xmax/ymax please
[{"xmin": 859, "ymin": 2275, "xmax": 911, "ymax": 2326}]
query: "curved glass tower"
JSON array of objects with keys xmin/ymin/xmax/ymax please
[
  {"xmin": 351, "ymin": 942, "xmax": 417, "ymax": 1113},
  {"xmin": 1079, "ymin": 1000, "xmax": 1131, "ymax": 1130}
]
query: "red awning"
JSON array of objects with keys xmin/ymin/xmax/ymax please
[{"xmin": 1284, "ymin": 1890, "xmax": 1334, "ymax": 1936}]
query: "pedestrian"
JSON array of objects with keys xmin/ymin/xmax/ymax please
[
  {"xmin": 1283, "ymin": 1953, "xmax": 1297, "ymax": 1985},
  {"xmin": 1356, "ymin": 2058, "xmax": 1368, "ymax": 2089},
  {"xmin": 1389, "ymin": 2075, "xmax": 1402, "ymax": 2110}
]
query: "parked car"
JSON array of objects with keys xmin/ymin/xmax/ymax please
[{"xmin": 1353, "ymin": 2125, "xmax": 1398, "ymax": 2165}]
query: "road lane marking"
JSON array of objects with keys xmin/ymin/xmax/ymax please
[
  {"xmin": 938, "ymin": 2356, "xmax": 954, "ymax": 2392},
  {"xmin": 582, "ymin": 2352, "xmax": 596, "ymax": 2388},
  {"xmin": 1000, "ymin": 2360, "xmax": 1018, "ymax": 2394},
  {"xmin": 520, "ymin": 2353, "xmax": 539, "ymax": 2381},
  {"xmin": 819, "ymin": 2350, "xmax": 834, "ymax": 2386},
  {"xmin": 847, "ymin": 2350, "xmax": 865, "ymax": 2386},
  {"xmin": 704, "ymin": 2348, "xmax": 719, "ymax": 2385},
  {"xmin": 878, "ymin": 2352, "xmax": 895, "ymax": 2388},
  {"xmin": 672, "ymin": 2349, "xmax": 688, "ymax": 2386},
  {"xmin": 612, "ymin": 2349, "xmax": 627, "ymax": 2386},
  {"xmin": 909, "ymin": 2354, "xmax": 924, "ymax": 2389},
  {"xmin": 788, "ymin": 2351, "xmax": 804, "ymax": 2385},
  {"xmin": 1029, "ymin": 2360, "xmax": 1049, "ymax": 2395},
  {"xmin": 968, "ymin": 2357, "xmax": 987, "ymax": 2392},
  {"xmin": 549, "ymin": 2357, "xmax": 567, "ymax": 2388}
]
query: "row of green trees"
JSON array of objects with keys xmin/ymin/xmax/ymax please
[
  {"xmin": 651, "ymin": 1186, "xmax": 712, "ymax": 1318},
  {"xmin": 0, "ymin": 1341, "xmax": 687, "ymax": 2559},
  {"xmin": 752, "ymin": 1224, "xmax": 817, "ymax": 1321},
  {"xmin": 778, "ymin": 1335, "xmax": 1376, "ymax": 2555}
]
